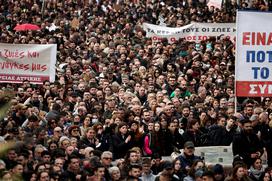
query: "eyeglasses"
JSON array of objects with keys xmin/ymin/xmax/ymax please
[
  {"xmin": 103, "ymin": 157, "xmax": 112, "ymax": 160},
  {"xmin": 72, "ymin": 129, "xmax": 79, "ymax": 132}
]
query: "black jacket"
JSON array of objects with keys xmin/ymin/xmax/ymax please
[
  {"xmin": 112, "ymin": 133, "xmax": 133, "ymax": 159},
  {"xmin": 232, "ymin": 130, "xmax": 264, "ymax": 167}
]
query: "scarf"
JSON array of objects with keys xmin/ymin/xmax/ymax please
[{"xmin": 249, "ymin": 166, "xmax": 264, "ymax": 180}]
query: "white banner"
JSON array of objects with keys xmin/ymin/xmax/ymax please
[
  {"xmin": 142, "ymin": 22, "xmax": 236, "ymax": 43},
  {"xmin": 236, "ymin": 11, "xmax": 272, "ymax": 97},
  {"xmin": 207, "ymin": 0, "xmax": 222, "ymax": 9},
  {"xmin": 0, "ymin": 43, "xmax": 57, "ymax": 84}
]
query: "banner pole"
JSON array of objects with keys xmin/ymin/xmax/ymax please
[
  {"xmin": 234, "ymin": 10, "xmax": 238, "ymax": 113},
  {"xmin": 42, "ymin": 0, "xmax": 45, "ymax": 19}
]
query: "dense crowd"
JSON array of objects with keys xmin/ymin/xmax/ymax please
[{"xmin": 1, "ymin": 0, "xmax": 272, "ymax": 180}]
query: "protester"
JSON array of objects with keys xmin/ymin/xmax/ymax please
[{"xmin": 0, "ymin": 0, "xmax": 271, "ymax": 180}]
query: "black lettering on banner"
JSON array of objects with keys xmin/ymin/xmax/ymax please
[{"xmin": 202, "ymin": 28, "xmax": 207, "ymax": 32}]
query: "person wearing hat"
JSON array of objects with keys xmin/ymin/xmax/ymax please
[
  {"xmin": 155, "ymin": 160, "xmax": 179, "ymax": 181},
  {"xmin": 176, "ymin": 141, "xmax": 202, "ymax": 174},
  {"xmin": 212, "ymin": 164, "xmax": 225, "ymax": 181}
]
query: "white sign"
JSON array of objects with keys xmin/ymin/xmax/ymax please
[
  {"xmin": 236, "ymin": 11, "xmax": 272, "ymax": 97},
  {"xmin": 207, "ymin": 0, "xmax": 222, "ymax": 9},
  {"xmin": 142, "ymin": 22, "xmax": 236, "ymax": 43},
  {"xmin": 0, "ymin": 43, "xmax": 57, "ymax": 84}
]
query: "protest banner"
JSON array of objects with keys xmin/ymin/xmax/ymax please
[
  {"xmin": 0, "ymin": 43, "xmax": 57, "ymax": 84},
  {"xmin": 207, "ymin": 0, "xmax": 222, "ymax": 9},
  {"xmin": 236, "ymin": 11, "xmax": 272, "ymax": 97},
  {"xmin": 142, "ymin": 22, "xmax": 236, "ymax": 43}
]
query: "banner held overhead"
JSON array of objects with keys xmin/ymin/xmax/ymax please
[
  {"xmin": 0, "ymin": 43, "xmax": 57, "ymax": 84},
  {"xmin": 236, "ymin": 11, "xmax": 272, "ymax": 97},
  {"xmin": 142, "ymin": 22, "xmax": 236, "ymax": 43}
]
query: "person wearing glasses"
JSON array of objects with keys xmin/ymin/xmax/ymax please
[{"xmin": 101, "ymin": 151, "xmax": 113, "ymax": 181}]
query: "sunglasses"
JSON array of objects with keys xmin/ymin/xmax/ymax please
[{"xmin": 103, "ymin": 157, "xmax": 112, "ymax": 160}]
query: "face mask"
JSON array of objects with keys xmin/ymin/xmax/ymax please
[
  {"xmin": 217, "ymin": 79, "xmax": 223, "ymax": 83},
  {"xmin": 92, "ymin": 118, "xmax": 98, "ymax": 124}
]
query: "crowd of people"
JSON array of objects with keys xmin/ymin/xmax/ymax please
[{"xmin": 1, "ymin": 0, "xmax": 272, "ymax": 180}]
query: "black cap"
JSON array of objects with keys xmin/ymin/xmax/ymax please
[
  {"xmin": 162, "ymin": 161, "xmax": 173, "ymax": 170},
  {"xmin": 184, "ymin": 141, "xmax": 195, "ymax": 149}
]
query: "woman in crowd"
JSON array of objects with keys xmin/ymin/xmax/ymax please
[
  {"xmin": 182, "ymin": 119, "xmax": 203, "ymax": 147},
  {"xmin": 112, "ymin": 122, "xmax": 133, "ymax": 159},
  {"xmin": 249, "ymin": 158, "xmax": 264, "ymax": 181},
  {"xmin": 183, "ymin": 159, "xmax": 206, "ymax": 181}
]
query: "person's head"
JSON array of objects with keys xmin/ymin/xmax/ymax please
[
  {"xmin": 128, "ymin": 164, "xmax": 142, "ymax": 178},
  {"xmin": 202, "ymin": 170, "xmax": 215, "ymax": 181},
  {"xmin": 193, "ymin": 160, "xmax": 205, "ymax": 171},
  {"xmin": 142, "ymin": 158, "xmax": 152, "ymax": 174},
  {"xmin": 241, "ymin": 119, "xmax": 253, "ymax": 134},
  {"xmin": 54, "ymin": 158, "xmax": 64, "ymax": 169},
  {"xmin": 147, "ymin": 121, "xmax": 154, "ymax": 132},
  {"xmin": 69, "ymin": 125, "xmax": 80, "ymax": 137},
  {"xmin": 108, "ymin": 166, "xmax": 121, "ymax": 181},
  {"xmin": 161, "ymin": 160, "xmax": 174, "ymax": 176},
  {"xmin": 85, "ymin": 127, "xmax": 96, "ymax": 139},
  {"xmin": 260, "ymin": 169, "xmax": 271, "ymax": 181},
  {"xmin": 212, "ymin": 164, "xmax": 224, "ymax": 181},
  {"xmin": 245, "ymin": 106, "xmax": 254, "ymax": 117},
  {"xmin": 187, "ymin": 159, "xmax": 205, "ymax": 178},
  {"xmin": 130, "ymin": 147, "xmax": 142, "ymax": 161},
  {"xmin": 7, "ymin": 148, "xmax": 17, "ymax": 160},
  {"xmin": 232, "ymin": 164, "xmax": 246, "ymax": 180},
  {"xmin": 226, "ymin": 116, "xmax": 235, "ymax": 128},
  {"xmin": 53, "ymin": 127, "xmax": 62, "ymax": 137},
  {"xmin": 65, "ymin": 145, "xmax": 75, "ymax": 156},
  {"xmin": 37, "ymin": 171, "xmax": 50, "ymax": 181},
  {"xmin": 94, "ymin": 162, "xmax": 105, "ymax": 179},
  {"xmin": 183, "ymin": 141, "xmax": 195, "ymax": 156},
  {"xmin": 34, "ymin": 145, "xmax": 45, "ymax": 159},
  {"xmin": 217, "ymin": 115, "xmax": 226, "ymax": 127},
  {"xmin": 173, "ymin": 158, "xmax": 181, "ymax": 172},
  {"xmin": 2, "ymin": 171, "xmax": 12, "ymax": 181},
  {"xmin": 252, "ymin": 158, "xmax": 262, "ymax": 170},
  {"xmin": 187, "ymin": 119, "xmax": 200, "ymax": 131},
  {"xmin": 41, "ymin": 151, "xmax": 51, "ymax": 163},
  {"xmin": 126, "ymin": 150, "xmax": 138, "ymax": 164},
  {"xmin": 12, "ymin": 163, "xmax": 24, "ymax": 175},
  {"xmin": 154, "ymin": 122, "xmax": 161, "ymax": 132},
  {"xmin": 117, "ymin": 122, "xmax": 128, "ymax": 135},
  {"xmin": 59, "ymin": 136, "xmax": 71, "ymax": 149},
  {"xmin": 101, "ymin": 151, "xmax": 113, "ymax": 167},
  {"xmin": 67, "ymin": 156, "xmax": 80, "ymax": 172},
  {"xmin": 0, "ymin": 159, "xmax": 6, "ymax": 170}
]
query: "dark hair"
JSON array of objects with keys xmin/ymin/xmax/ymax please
[
  {"xmin": 129, "ymin": 164, "xmax": 142, "ymax": 171},
  {"xmin": 187, "ymin": 119, "xmax": 199, "ymax": 129},
  {"xmin": 187, "ymin": 159, "xmax": 205, "ymax": 178},
  {"xmin": 201, "ymin": 170, "xmax": 215, "ymax": 179},
  {"xmin": 28, "ymin": 114, "xmax": 39, "ymax": 122},
  {"xmin": 52, "ymin": 103, "xmax": 61, "ymax": 111},
  {"xmin": 94, "ymin": 162, "xmax": 104, "ymax": 171},
  {"xmin": 37, "ymin": 171, "xmax": 50, "ymax": 181}
]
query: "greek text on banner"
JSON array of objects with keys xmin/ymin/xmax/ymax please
[
  {"xmin": 235, "ymin": 11, "xmax": 272, "ymax": 97},
  {"xmin": 0, "ymin": 43, "xmax": 57, "ymax": 84},
  {"xmin": 142, "ymin": 22, "xmax": 236, "ymax": 43}
]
